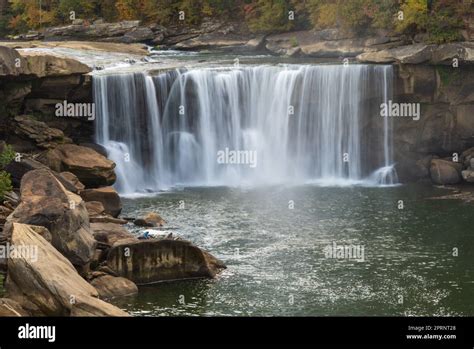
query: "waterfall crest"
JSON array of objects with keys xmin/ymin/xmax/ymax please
[{"xmin": 94, "ymin": 65, "xmax": 397, "ymax": 194}]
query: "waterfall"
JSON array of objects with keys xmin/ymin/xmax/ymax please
[{"xmin": 93, "ymin": 64, "xmax": 397, "ymax": 195}]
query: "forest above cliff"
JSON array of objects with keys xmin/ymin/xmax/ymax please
[{"xmin": 0, "ymin": 0, "xmax": 472, "ymax": 44}]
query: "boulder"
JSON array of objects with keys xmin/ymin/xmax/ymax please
[
  {"xmin": 7, "ymin": 168, "xmax": 96, "ymax": 266},
  {"xmin": 91, "ymin": 222, "xmax": 137, "ymax": 247},
  {"xmin": 5, "ymin": 223, "xmax": 128, "ymax": 316},
  {"xmin": 133, "ymin": 212, "xmax": 165, "ymax": 227},
  {"xmin": 86, "ymin": 201, "xmax": 106, "ymax": 217},
  {"xmin": 13, "ymin": 115, "xmax": 72, "ymax": 149},
  {"xmin": 37, "ymin": 144, "xmax": 116, "ymax": 188},
  {"xmin": 80, "ymin": 187, "xmax": 122, "ymax": 217},
  {"xmin": 0, "ymin": 298, "xmax": 29, "ymax": 316},
  {"xmin": 429, "ymin": 159, "xmax": 462, "ymax": 184},
  {"xmin": 106, "ymin": 238, "xmax": 226, "ymax": 285},
  {"xmin": 89, "ymin": 273, "xmax": 138, "ymax": 299}
]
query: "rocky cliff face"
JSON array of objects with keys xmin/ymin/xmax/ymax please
[
  {"xmin": 0, "ymin": 46, "xmax": 93, "ymax": 147},
  {"xmin": 391, "ymin": 64, "xmax": 474, "ymax": 182}
]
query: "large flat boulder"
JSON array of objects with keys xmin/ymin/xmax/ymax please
[
  {"xmin": 106, "ymin": 238, "xmax": 226, "ymax": 285},
  {"xmin": 6, "ymin": 168, "xmax": 96, "ymax": 266},
  {"xmin": 37, "ymin": 144, "xmax": 116, "ymax": 188},
  {"xmin": 5, "ymin": 223, "xmax": 128, "ymax": 316},
  {"xmin": 20, "ymin": 51, "xmax": 91, "ymax": 78}
]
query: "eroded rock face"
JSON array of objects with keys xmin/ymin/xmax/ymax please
[
  {"xmin": 37, "ymin": 144, "xmax": 116, "ymax": 188},
  {"xmin": 106, "ymin": 238, "xmax": 226, "ymax": 285},
  {"xmin": 7, "ymin": 168, "xmax": 96, "ymax": 266},
  {"xmin": 5, "ymin": 223, "xmax": 128, "ymax": 316},
  {"xmin": 13, "ymin": 115, "xmax": 72, "ymax": 149}
]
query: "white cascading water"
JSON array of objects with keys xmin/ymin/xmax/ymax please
[{"xmin": 94, "ymin": 65, "xmax": 397, "ymax": 195}]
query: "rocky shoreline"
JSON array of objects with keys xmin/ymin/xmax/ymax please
[
  {"xmin": 0, "ymin": 19, "xmax": 474, "ymax": 316},
  {"xmin": 0, "ymin": 45, "xmax": 227, "ymax": 315}
]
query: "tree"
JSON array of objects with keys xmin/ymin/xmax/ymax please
[{"xmin": 246, "ymin": 0, "xmax": 295, "ymax": 34}]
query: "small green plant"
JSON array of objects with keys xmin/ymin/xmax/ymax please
[
  {"xmin": 0, "ymin": 144, "xmax": 15, "ymax": 168},
  {"xmin": 0, "ymin": 144, "xmax": 15, "ymax": 201}
]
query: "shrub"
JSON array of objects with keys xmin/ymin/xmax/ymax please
[{"xmin": 0, "ymin": 144, "xmax": 15, "ymax": 201}]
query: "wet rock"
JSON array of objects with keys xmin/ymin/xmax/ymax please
[
  {"xmin": 134, "ymin": 212, "xmax": 165, "ymax": 227},
  {"xmin": 429, "ymin": 159, "xmax": 462, "ymax": 184},
  {"xmin": 80, "ymin": 186, "xmax": 121, "ymax": 217},
  {"xmin": 37, "ymin": 144, "xmax": 116, "ymax": 188},
  {"xmin": 106, "ymin": 238, "xmax": 226, "ymax": 285},
  {"xmin": 5, "ymin": 223, "xmax": 128, "ymax": 316},
  {"xmin": 89, "ymin": 273, "xmax": 138, "ymax": 299}
]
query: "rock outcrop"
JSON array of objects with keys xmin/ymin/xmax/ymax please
[
  {"xmin": 37, "ymin": 144, "xmax": 116, "ymax": 188},
  {"xmin": 44, "ymin": 20, "xmax": 151, "ymax": 43},
  {"xmin": 358, "ymin": 42, "xmax": 474, "ymax": 65},
  {"xmin": 5, "ymin": 223, "xmax": 128, "ymax": 316},
  {"xmin": 6, "ymin": 168, "xmax": 96, "ymax": 266}
]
